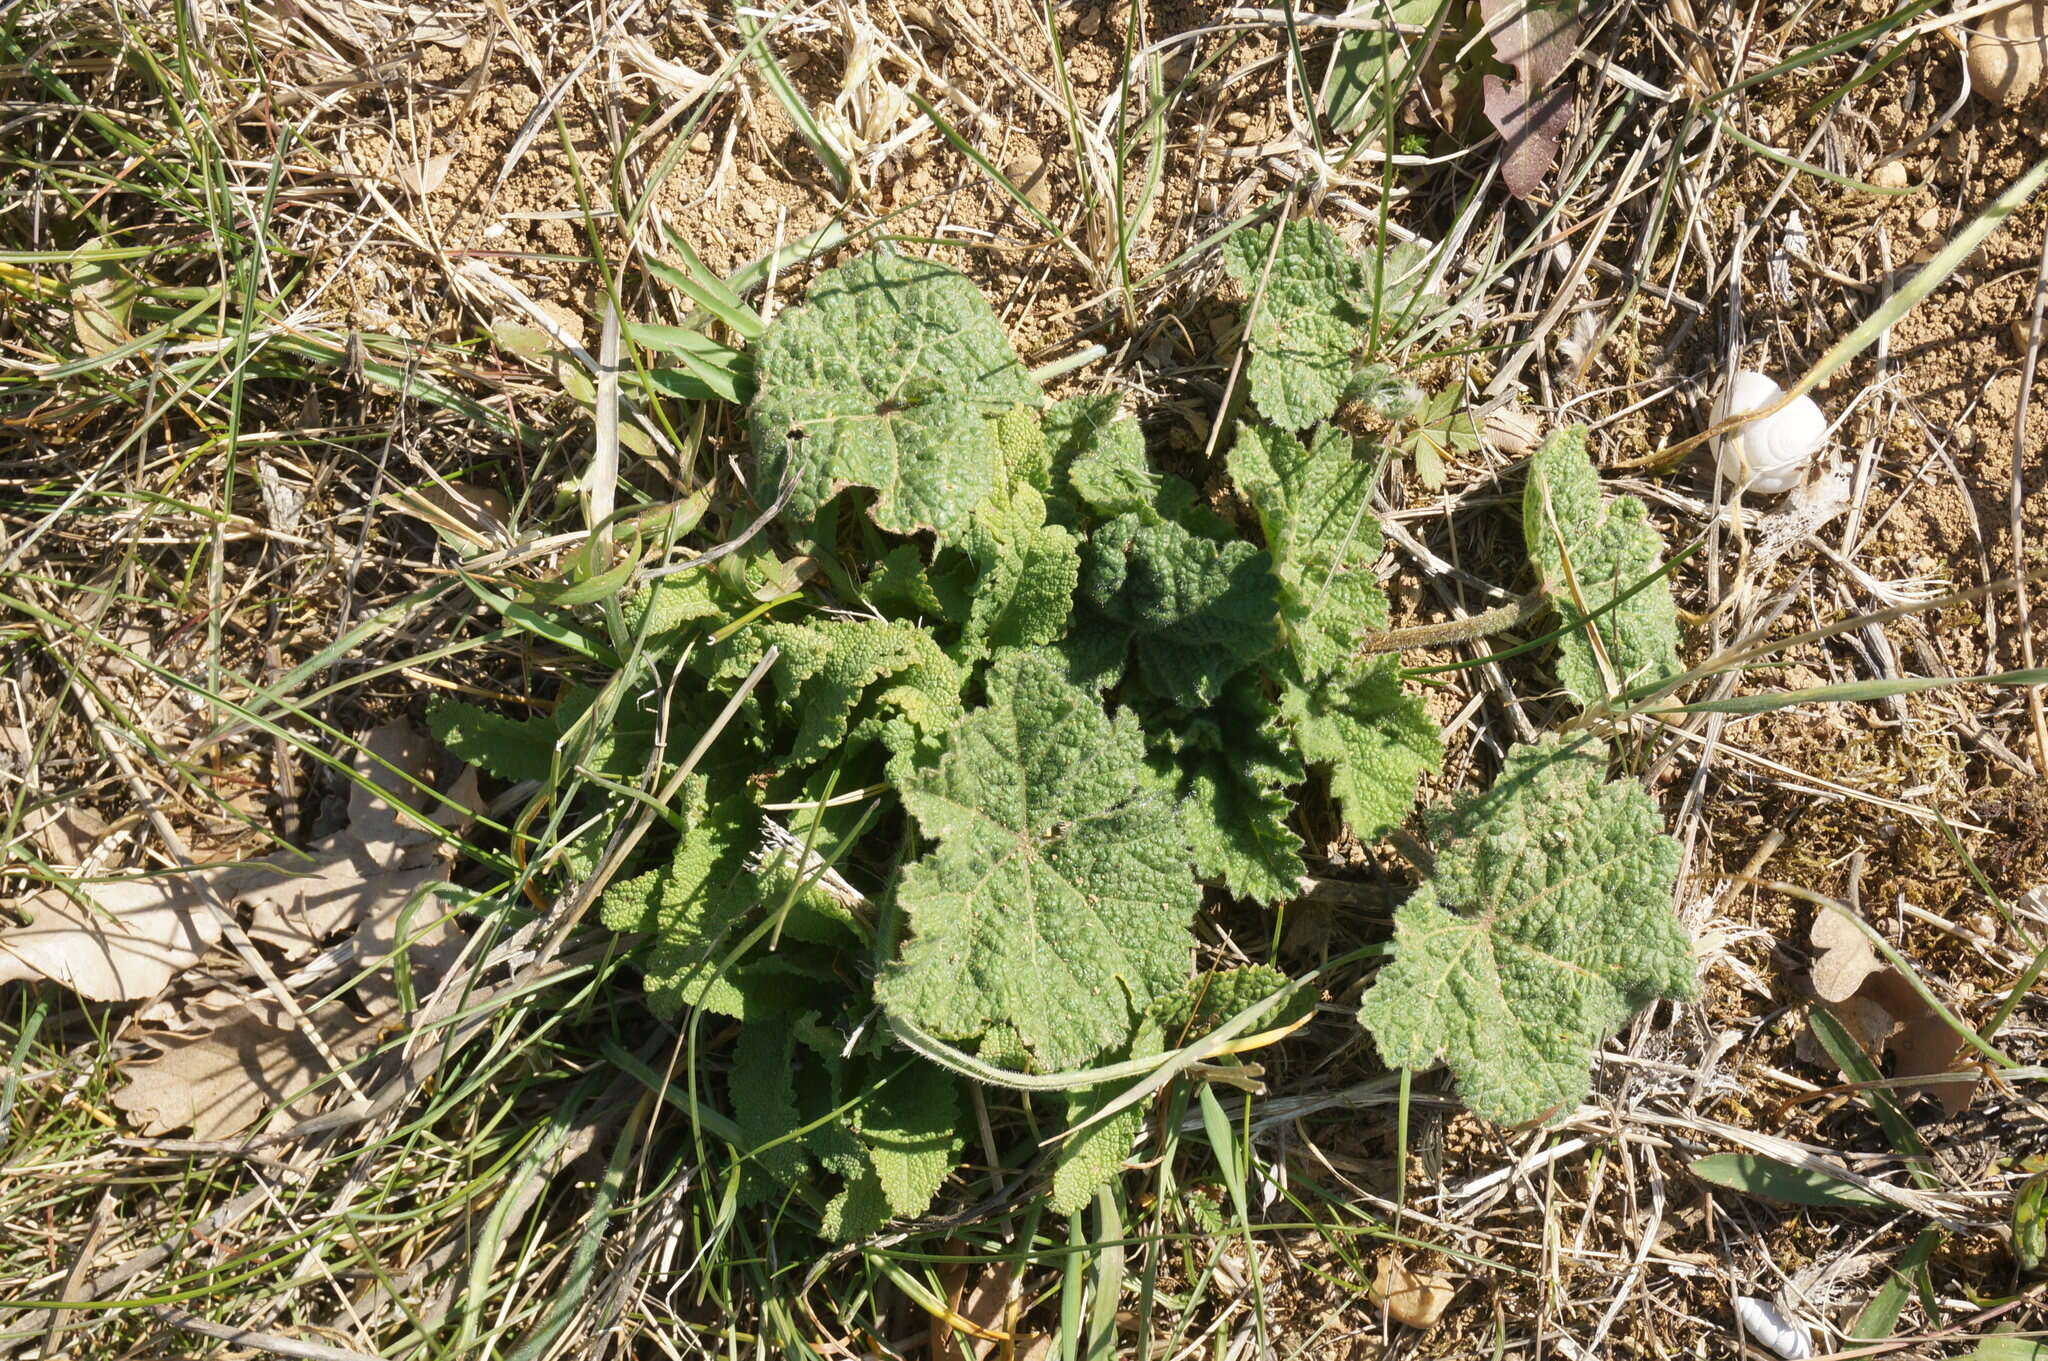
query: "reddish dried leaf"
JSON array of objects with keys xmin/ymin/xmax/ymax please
[
  {"xmin": 1481, "ymin": 75, "xmax": 1573, "ymax": 198},
  {"xmin": 1476, "ymin": 0, "xmax": 1581, "ymax": 197}
]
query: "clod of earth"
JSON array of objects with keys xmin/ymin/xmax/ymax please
[
  {"xmin": 1368, "ymin": 1255, "xmax": 1456, "ymax": 1329},
  {"xmin": 1966, "ymin": 0, "xmax": 2048, "ymax": 105}
]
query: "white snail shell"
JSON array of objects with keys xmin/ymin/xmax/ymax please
[
  {"xmin": 1711, "ymin": 370, "xmax": 1828, "ymax": 494},
  {"xmin": 1733, "ymin": 1296, "xmax": 1812, "ymax": 1360}
]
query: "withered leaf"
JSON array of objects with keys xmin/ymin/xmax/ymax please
[{"xmin": 1476, "ymin": 0, "xmax": 1580, "ymax": 198}]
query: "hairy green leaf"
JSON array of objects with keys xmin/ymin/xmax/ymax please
[
  {"xmin": 1151, "ymin": 963, "xmax": 1311, "ymax": 1038},
  {"xmin": 1279, "ymin": 655, "xmax": 1439, "ymax": 842},
  {"xmin": 1522, "ymin": 426, "xmax": 1681, "ymax": 705},
  {"xmin": 1356, "ymin": 736, "xmax": 1695, "ymax": 1125},
  {"xmin": 732, "ymin": 1008, "xmax": 808, "ymax": 1184},
  {"xmin": 1228, "ymin": 423, "xmax": 1389, "ymax": 679},
  {"xmin": 1345, "ymin": 362, "xmax": 1423, "ymax": 420},
  {"xmin": 1223, "ymin": 221, "xmax": 1367, "ymax": 429},
  {"xmin": 866, "ymin": 543, "xmax": 950, "ymax": 620},
  {"xmin": 1082, "ymin": 513, "xmax": 1280, "ymax": 708},
  {"xmin": 1044, "ymin": 393, "xmax": 1132, "ymax": 482},
  {"xmin": 992, "ymin": 402, "xmax": 1053, "ymax": 494},
  {"xmin": 853, "ymin": 1060, "xmax": 964, "ymax": 1220},
  {"xmin": 748, "ymin": 247, "xmax": 1040, "ymax": 538},
  {"xmin": 1167, "ymin": 682, "xmax": 1304, "ymax": 903},
  {"xmin": 1049, "ymin": 1016, "xmax": 1162, "ymax": 1216},
  {"xmin": 597, "ymin": 790, "xmax": 757, "ymax": 1018},
  {"xmin": 881, "ymin": 651, "xmax": 1198, "ymax": 1069},
  {"xmin": 1050, "ymin": 395, "xmax": 1158, "ymax": 521},
  {"xmin": 619, "ymin": 571, "xmax": 745, "ymax": 659},
  {"xmin": 957, "ymin": 484, "xmax": 1081, "ymax": 656},
  {"xmin": 759, "ymin": 618, "xmax": 965, "ymax": 767},
  {"xmin": 1049, "ymin": 965, "xmax": 1306, "ymax": 1214},
  {"xmin": 426, "ymin": 700, "xmax": 557, "ymax": 786}
]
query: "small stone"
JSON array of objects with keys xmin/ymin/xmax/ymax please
[
  {"xmin": 744, "ymin": 162, "xmax": 769, "ymax": 184},
  {"xmin": 688, "ymin": 130, "xmax": 711, "ymax": 154},
  {"xmin": 1869, "ymin": 160, "xmax": 1908, "ymax": 189},
  {"xmin": 1967, "ymin": 0, "xmax": 2048, "ymax": 105},
  {"xmin": 1004, "ymin": 154, "xmax": 1052, "ymax": 214},
  {"xmin": 1915, "ymin": 206, "xmax": 1942, "ymax": 234},
  {"xmin": 535, "ymin": 299, "xmax": 586, "ymax": 350},
  {"xmin": 1076, "ymin": 6, "xmax": 1101, "ymax": 34}
]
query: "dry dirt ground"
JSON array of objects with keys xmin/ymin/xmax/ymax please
[{"xmin": 2, "ymin": 0, "xmax": 2046, "ymax": 1355}]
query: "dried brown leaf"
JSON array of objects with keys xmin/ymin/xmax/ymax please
[
  {"xmin": 16, "ymin": 802, "xmax": 108, "ymax": 868},
  {"xmin": 1480, "ymin": 79, "xmax": 1573, "ymax": 199},
  {"xmin": 111, "ymin": 895, "xmax": 467, "ymax": 1140},
  {"xmin": 1801, "ymin": 945, "xmax": 1983, "ymax": 1117},
  {"xmin": 107, "ymin": 993, "xmax": 383, "ymax": 1141},
  {"xmin": 1799, "ymin": 994, "xmax": 1897, "ymax": 1066},
  {"xmin": 0, "ymin": 875, "xmax": 243, "ymax": 1002},
  {"xmin": 242, "ymin": 723, "xmax": 447, "ymax": 955},
  {"xmin": 0, "ymin": 723, "xmax": 458, "ymax": 1001},
  {"xmin": 1369, "ymin": 1255, "xmax": 1456, "ymax": 1329},
  {"xmin": 1810, "ymin": 908, "xmax": 1884, "ymax": 1003}
]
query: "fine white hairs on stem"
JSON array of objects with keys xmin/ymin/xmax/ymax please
[{"xmin": 1711, "ymin": 370, "xmax": 1829, "ymax": 494}]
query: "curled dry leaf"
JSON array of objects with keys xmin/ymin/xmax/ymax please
[
  {"xmin": 0, "ymin": 723, "xmax": 458, "ymax": 1002},
  {"xmin": 1369, "ymin": 1255, "xmax": 1456, "ymax": 1329},
  {"xmin": 383, "ymin": 479, "xmax": 514, "ymax": 554},
  {"xmin": 1810, "ymin": 907, "xmax": 1884, "ymax": 1003},
  {"xmin": 1804, "ymin": 908, "xmax": 1981, "ymax": 1118},
  {"xmin": 110, "ymin": 888, "xmax": 468, "ymax": 1141},
  {"xmin": 394, "ymin": 150, "xmax": 453, "ymax": 198},
  {"xmin": 929, "ymin": 1241, "xmax": 1017, "ymax": 1361},
  {"xmin": 69, "ymin": 236, "xmax": 137, "ymax": 358},
  {"xmin": 15, "ymin": 801, "xmax": 108, "ymax": 869},
  {"xmin": 614, "ymin": 34, "xmax": 714, "ymax": 104}
]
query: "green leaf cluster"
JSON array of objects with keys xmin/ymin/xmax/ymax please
[{"xmin": 427, "ymin": 238, "xmax": 1695, "ymax": 1237}]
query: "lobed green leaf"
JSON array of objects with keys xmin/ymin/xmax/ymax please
[
  {"xmin": 748, "ymin": 247, "xmax": 1040, "ymax": 539},
  {"xmin": 1355, "ymin": 735, "xmax": 1695, "ymax": 1125},
  {"xmin": 1522, "ymin": 426, "xmax": 1682, "ymax": 706},
  {"xmin": 880, "ymin": 651, "xmax": 1198, "ymax": 1070}
]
